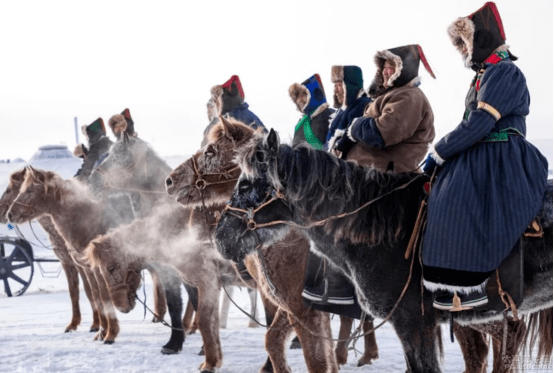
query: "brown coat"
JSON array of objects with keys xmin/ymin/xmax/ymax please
[{"xmin": 347, "ymin": 83, "xmax": 435, "ymax": 173}]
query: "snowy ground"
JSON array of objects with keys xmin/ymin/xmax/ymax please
[{"xmin": 2, "ymin": 264, "xmax": 552, "ymax": 373}]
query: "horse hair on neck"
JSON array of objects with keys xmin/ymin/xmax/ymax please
[{"xmin": 274, "ymin": 144, "xmax": 419, "ymax": 246}]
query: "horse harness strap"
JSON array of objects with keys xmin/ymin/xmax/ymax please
[
  {"xmin": 224, "ymin": 174, "xmax": 425, "ymax": 232},
  {"xmin": 191, "ymin": 155, "xmax": 240, "ymax": 191}
]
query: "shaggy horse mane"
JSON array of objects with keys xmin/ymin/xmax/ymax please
[
  {"xmin": 22, "ymin": 167, "xmax": 88, "ymax": 203},
  {"xmin": 238, "ymin": 134, "xmax": 422, "ymax": 246},
  {"xmin": 9, "ymin": 168, "xmax": 27, "ymax": 185}
]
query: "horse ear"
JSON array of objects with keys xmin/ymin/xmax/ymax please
[
  {"xmin": 267, "ymin": 129, "xmax": 279, "ymax": 156},
  {"xmin": 219, "ymin": 115, "xmax": 231, "ymax": 135}
]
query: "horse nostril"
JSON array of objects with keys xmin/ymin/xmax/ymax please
[
  {"xmin": 7, "ymin": 211, "xmax": 13, "ymax": 221},
  {"xmin": 165, "ymin": 177, "xmax": 173, "ymax": 187}
]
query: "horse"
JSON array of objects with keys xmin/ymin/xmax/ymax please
[
  {"xmin": 0, "ymin": 168, "xmax": 100, "ymax": 333},
  {"xmin": 88, "ymin": 133, "xmax": 260, "ymax": 332},
  {"xmin": 6, "ymin": 167, "xmax": 126, "ymax": 343},
  {"xmin": 85, "ymin": 134, "xmax": 271, "ymax": 372},
  {"xmin": 165, "ymin": 117, "xmax": 379, "ymax": 372},
  {"xmin": 212, "ymin": 126, "xmax": 553, "ymax": 373}
]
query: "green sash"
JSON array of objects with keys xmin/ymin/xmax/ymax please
[{"xmin": 295, "ymin": 114, "xmax": 324, "ymax": 150}]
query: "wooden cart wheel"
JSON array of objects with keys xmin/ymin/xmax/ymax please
[{"xmin": 0, "ymin": 238, "xmax": 34, "ymax": 297}]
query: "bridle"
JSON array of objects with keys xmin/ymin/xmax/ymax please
[
  {"xmin": 107, "ymin": 266, "xmax": 142, "ymax": 293},
  {"xmin": 189, "ymin": 154, "xmax": 241, "ymax": 191},
  {"xmin": 223, "ymin": 173, "xmax": 425, "ymax": 234}
]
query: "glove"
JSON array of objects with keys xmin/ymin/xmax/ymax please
[
  {"xmin": 334, "ymin": 134, "xmax": 356, "ymax": 159},
  {"xmin": 422, "ymin": 154, "xmax": 438, "ymax": 175}
]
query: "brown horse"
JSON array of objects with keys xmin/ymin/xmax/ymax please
[
  {"xmin": 166, "ymin": 117, "xmax": 543, "ymax": 373},
  {"xmin": 85, "ymin": 199, "xmax": 274, "ymax": 373},
  {"xmin": 0, "ymin": 168, "xmax": 100, "ymax": 332},
  {"xmin": 6, "ymin": 167, "xmax": 127, "ymax": 343},
  {"xmin": 165, "ymin": 117, "xmax": 379, "ymax": 372}
]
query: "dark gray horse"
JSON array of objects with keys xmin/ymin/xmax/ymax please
[{"xmin": 214, "ymin": 129, "xmax": 553, "ymax": 373}]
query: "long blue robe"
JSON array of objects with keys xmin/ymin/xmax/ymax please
[{"xmin": 422, "ymin": 58, "xmax": 548, "ymax": 282}]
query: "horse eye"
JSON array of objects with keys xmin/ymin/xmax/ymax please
[
  {"xmin": 26, "ymin": 188, "xmax": 33, "ymax": 194},
  {"xmin": 107, "ymin": 266, "xmax": 116, "ymax": 273},
  {"xmin": 238, "ymin": 180, "xmax": 250, "ymax": 192}
]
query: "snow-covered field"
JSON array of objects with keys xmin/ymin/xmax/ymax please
[{"xmin": 2, "ymin": 233, "xmax": 552, "ymax": 373}]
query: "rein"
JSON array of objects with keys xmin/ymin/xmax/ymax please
[{"xmin": 224, "ymin": 173, "xmax": 425, "ymax": 233}]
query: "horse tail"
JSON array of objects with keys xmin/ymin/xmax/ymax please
[{"xmin": 522, "ymin": 308, "xmax": 553, "ymax": 360}]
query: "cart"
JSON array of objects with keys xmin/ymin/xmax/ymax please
[{"xmin": 0, "ymin": 234, "xmax": 59, "ymax": 297}]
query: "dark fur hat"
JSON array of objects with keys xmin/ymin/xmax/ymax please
[
  {"xmin": 330, "ymin": 66, "xmax": 364, "ymax": 108},
  {"xmin": 447, "ymin": 2, "xmax": 508, "ymax": 68},
  {"xmin": 81, "ymin": 118, "xmax": 106, "ymax": 144},
  {"xmin": 288, "ymin": 74, "xmax": 327, "ymax": 115},
  {"xmin": 210, "ymin": 75, "xmax": 245, "ymax": 115},
  {"xmin": 368, "ymin": 45, "xmax": 435, "ymax": 99}
]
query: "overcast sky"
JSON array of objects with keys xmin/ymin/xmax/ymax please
[{"xmin": 0, "ymin": 0, "xmax": 552, "ymax": 162}]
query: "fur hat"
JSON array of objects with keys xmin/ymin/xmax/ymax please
[
  {"xmin": 73, "ymin": 143, "xmax": 88, "ymax": 159},
  {"xmin": 330, "ymin": 66, "xmax": 364, "ymax": 108},
  {"xmin": 108, "ymin": 108, "xmax": 137, "ymax": 139},
  {"xmin": 447, "ymin": 2, "xmax": 508, "ymax": 68},
  {"xmin": 368, "ymin": 45, "xmax": 436, "ymax": 99},
  {"xmin": 210, "ymin": 75, "xmax": 245, "ymax": 115},
  {"xmin": 81, "ymin": 118, "xmax": 106, "ymax": 144},
  {"xmin": 288, "ymin": 74, "xmax": 327, "ymax": 116}
]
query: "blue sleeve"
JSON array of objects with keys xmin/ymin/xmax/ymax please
[
  {"xmin": 350, "ymin": 117, "xmax": 385, "ymax": 149},
  {"xmin": 435, "ymin": 62, "xmax": 526, "ymax": 160}
]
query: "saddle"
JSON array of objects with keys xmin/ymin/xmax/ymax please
[{"xmin": 302, "ymin": 252, "xmax": 367, "ymax": 320}]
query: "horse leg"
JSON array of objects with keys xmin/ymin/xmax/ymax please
[
  {"xmin": 220, "ymin": 286, "xmax": 232, "ymax": 329},
  {"xmin": 263, "ymin": 308, "xmax": 293, "ymax": 373},
  {"xmin": 183, "ymin": 300, "xmax": 196, "ymax": 334},
  {"xmin": 196, "ymin": 284, "xmax": 223, "ymax": 373},
  {"xmin": 147, "ymin": 267, "xmax": 167, "ymax": 323},
  {"xmin": 183, "ymin": 284, "xmax": 199, "ymax": 334},
  {"xmin": 454, "ymin": 324, "xmax": 489, "ymax": 373},
  {"xmin": 248, "ymin": 288, "xmax": 260, "ymax": 328},
  {"xmin": 78, "ymin": 266, "xmax": 100, "ymax": 331},
  {"xmin": 93, "ymin": 268, "xmax": 120, "ymax": 344},
  {"xmin": 292, "ymin": 310, "xmax": 338, "ymax": 373},
  {"xmin": 335, "ymin": 316, "xmax": 353, "ymax": 365},
  {"xmin": 470, "ymin": 318, "xmax": 527, "ymax": 373},
  {"xmin": 258, "ymin": 290, "xmax": 279, "ymax": 373},
  {"xmin": 157, "ymin": 268, "xmax": 185, "ymax": 355},
  {"xmin": 84, "ymin": 269, "xmax": 108, "ymax": 341},
  {"xmin": 390, "ymin": 314, "xmax": 442, "ymax": 373},
  {"xmin": 60, "ymin": 261, "xmax": 81, "ymax": 332},
  {"xmin": 357, "ymin": 319, "xmax": 379, "ymax": 366}
]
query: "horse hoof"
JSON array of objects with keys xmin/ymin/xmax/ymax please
[
  {"xmin": 357, "ymin": 356, "xmax": 377, "ymax": 367},
  {"xmin": 198, "ymin": 345, "xmax": 205, "ymax": 356},
  {"xmin": 152, "ymin": 317, "xmax": 162, "ymax": 323},
  {"xmin": 64, "ymin": 328, "xmax": 75, "ymax": 333},
  {"xmin": 161, "ymin": 347, "xmax": 181, "ymax": 355},
  {"xmin": 289, "ymin": 340, "xmax": 301, "ymax": 349},
  {"xmin": 90, "ymin": 327, "xmax": 99, "ymax": 333},
  {"xmin": 103, "ymin": 340, "xmax": 115, "ymax": 345}
]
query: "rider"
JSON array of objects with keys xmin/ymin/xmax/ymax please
[
  {"xmin": 74, "ymin": 118, "xmax": 113, "ymax": 181},
  {"xmin": 108, "ymin": 108, "xmax": 138, "ymax": 140},
  {"xmin": 421, "ymin": 1, "xmax": 548, "ymax": 310},
  {"xmin": 202, "ymin": 75, "xmax": 266, "ymax": 146},
  {"xmin": 289, "ymin": 74, "xmax": 334, "ymax": 149},
  {"xmin": 326, "ymin": 65, "xmax": 371, "ymax": 153},
  {"xmin": 333, "ymin": 45, "xmax": 436, "ymax": 173}
]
